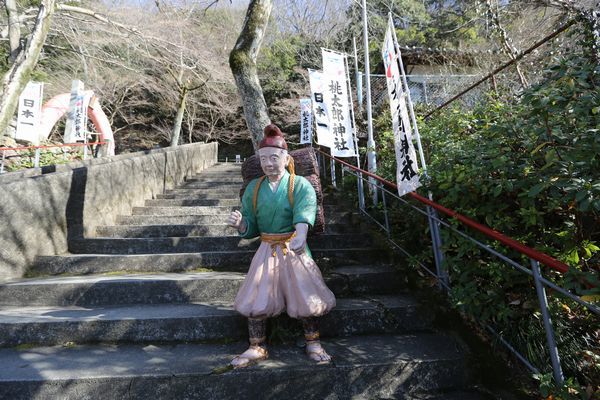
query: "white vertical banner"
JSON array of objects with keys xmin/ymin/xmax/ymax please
[
  {"xmin": 299, "ymin": 98, "xmax": 313, "ymax": 144},
  {"xmin": 308, "ymin": 69, "xmax": 333, "ymax": 147},
  {"xmin": 15, "ymin": 82, "xmax": 44, "ymax": 145},
  {"xmin": 79, "ymin": 93, "xmax": 91, "ymax": 141},
  {"xmin": 382, "ymin": 24, "xmax": 421, "ymax": 196},
  {"xmin": 321, "ymin": 49, "xmax": 356, "ymax": 157},
  {"xmin": 64, "ymin": 80, "xmax": 86, "ymax": 143}
]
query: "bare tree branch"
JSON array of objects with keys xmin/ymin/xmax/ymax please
[
  {"xmin": 56, "ymin": 4, "xmax": 140, "ymax": 35},
  {"xmin": 0, "ymin": 0, "xmax": 56, "ymax": 136}
]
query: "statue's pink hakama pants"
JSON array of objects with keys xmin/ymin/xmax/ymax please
[{"xmin": 234, "ymin": 236, "xmax": 336, "ymax": 319}]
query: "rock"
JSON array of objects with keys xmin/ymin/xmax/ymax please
[{"xmin": 0, "ymin": 135, "xmax": 17, "ymax": 148}]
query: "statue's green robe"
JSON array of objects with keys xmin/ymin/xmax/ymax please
[
  {"xmin": 239, "ymin": 171, "xmax": 317, "ymax": 254},
  {"xmin": 235, "ymin": 171, "xmax": 334, "ymax": 319}
]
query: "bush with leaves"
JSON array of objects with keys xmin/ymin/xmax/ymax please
[
  {"xmin": 373, "ymin": 44, "xmax": 599, "ymax": 397},
  {"xmin": 257, "ymin": 37, "xmax": 304, "ymax": 103}
]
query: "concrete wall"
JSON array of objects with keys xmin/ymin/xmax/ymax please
[{"xmin": 0, "ymin": 142, "xmax": 218, "ymax": 281}]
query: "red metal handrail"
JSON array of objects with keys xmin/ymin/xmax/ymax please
[
  {"xmin": 317, "ymin": 148, "xmax": 571, "ymax": 275},
  {"xmin": 0, "ymin": 142, "xmax": 107, "ymax": 152}
]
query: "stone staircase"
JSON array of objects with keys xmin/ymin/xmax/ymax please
[{"xmin": 0, "ymin": 163, "xmax": 491, "ymax": 399}]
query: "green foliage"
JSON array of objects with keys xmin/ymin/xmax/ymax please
[
  {"xmin": 5, "ymin": 148, "xmax": 80, "ymax": 172},
  {"xmin": 0, "ymin": 49, "xmax": 9, "ymax": 75},
  {"xmin": 535, "ymin": 371, "xmax": 598, "ymax": 400},
  {"xmin": 374, "ymin": 48, "xmax": 599, "ymax": 396},
  {"xmin": 258, "ymin": 37, "xmax": 303, "ymax": 103},
  {"xmin": 344, "ymin": 0, "xmax": 485, "ymax": 71},
  {"xmin": 421, "ymin": 53, "xmax": 600, "ymax": 273},
  {"xmin": 20, "ymin": 0, "xmax": 42, "ymax": 7}
]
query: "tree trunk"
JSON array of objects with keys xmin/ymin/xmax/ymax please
[
  {"xmin": 5, "ymin": 0, "xmax": 21, "ymax": 63},
  {"xmin": 170, "ymin": 88, "xmax": 188, "ymax": 146},
  {"xmin": 229, "ymin": 0, "xmax": 272, "ymax": 150},
  {"xmin": 0, "ymin": 0, "xmax": 55, "ymax": 137}
]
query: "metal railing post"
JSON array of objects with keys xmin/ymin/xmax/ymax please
[
  {"xmin": 427, "ymin": 206, "xmax": 448, "ymax": 289},
  {"xmin": 330, "ymin": 158, "xmax": 337, "ymax": 188},
  {"xmin": 432, "ymin": 208, "xmax": 447, "ymax": 284},
  {"xmin": 0, "ymin": 150, "xmax": 5, "ymax": 174},
  {"xmin": 33, "ymin": 148, "xmax": 41, "ymax": 169},
  {"xmin": 530, "ymin": 258, "xmax": 564, "ymax": 385},
  {"xmin": 380, "ymin": 183, "xmax": 391, "ymax": 237},
  {"xmin": 316, "ymin": 152, "xmax": 320, "ymax": 176},
  {"xmin": 357, "ymin": 172, "xmax": 365, "ymax": 210}
]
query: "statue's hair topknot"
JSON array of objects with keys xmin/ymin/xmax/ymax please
[
  {"xmin": 259, "ymin": 123, "xmax": 287, "ymax": 150},
  {"xmin": 264, "ymin": 124, "xmax": 282, "ymax": 138}
]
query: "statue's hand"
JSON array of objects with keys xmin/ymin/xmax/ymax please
[
  {"xmin": 290, "ymin": 223, "xmax": 308, "ymax": 253},
  {"xmin": 227, "ymin": 210, "xmax": 246, "ymax": 233}
]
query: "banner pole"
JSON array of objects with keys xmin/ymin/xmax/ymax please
[
  {"xmin": 362, "ymin": 0, "xmax": 378, "ymax": 206},
  {"xmin": 330, "ymin": 155, "xmax": 336, "ymax": 188},
  {"xmin": 344, "ymin": 53, "xmax": 365, "ymax": 210},
  {"xmin": 389, "ymin": 14, "xmax": 446, "ymax": 288},
  {"xmin": 353, "ymin": 37, "xmax": 363, "ymax": 111},
  {"xmin": 83, "ymin": 131, "xmax": 88, "ymax": 161},
  {"xmin": 389, "ymin": 14, "xmax": 426, "ymax": 174}
]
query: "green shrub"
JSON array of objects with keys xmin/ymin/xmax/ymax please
[
  {"xmin": 258, "ymin": 37, "xmax": 303, "ymax": 102},
  {"xmin": 373, "ymin": 47, "xmax": 599, "ymax": 397}
]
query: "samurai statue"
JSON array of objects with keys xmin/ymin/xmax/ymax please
[{"xmin": 226, "ymin": 124, "xmax": 336, "ymax": 368}]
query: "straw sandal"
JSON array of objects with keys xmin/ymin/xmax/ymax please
[
  {"xmin": 230, "ymin": 345, "xmax": 269, "ymax": 369},
  {"xmin": 305, "ymin": 341, "xmax": 332, "ymax": 364}
]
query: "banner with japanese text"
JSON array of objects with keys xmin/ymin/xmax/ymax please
[
  {"xmin": 321, "ymin": 49, "xmax": 356, "ymax": 157},
  {"xmin": 299, "ymin": 98, "xmax": 313, "ymax": 144},
  {"xmin": 308, "ymin": 69, "xmax": 333, "ymax": 147},
  {"xmin": 64, "ymin": 80, "xmax": 88, "ymax": 143},
  {"xmin": 382, "ymin": 24, "xmax": 421, "ymax": 196},
  {"xmin": 15, "ymin": 82, "xmax": 44, "ymax": 145}
]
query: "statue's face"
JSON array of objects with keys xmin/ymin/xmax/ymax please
[{"xmin": 258, "ymin": 147, "xmax": 289, "ymax": 179}]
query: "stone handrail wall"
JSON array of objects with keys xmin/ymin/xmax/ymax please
[{"xmin": 0, "ymin": 142, "xmax": 218, "ymax": 281}]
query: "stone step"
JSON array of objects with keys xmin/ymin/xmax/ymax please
[
  {"xmin": 0, "ymin": 266, "xmax": 403, "ymax": 307},
  {"xmin": 201, "ymin": 164, "xmax": 241, "ymax": 169},
  {"xmin": 131, "ymin": 205, "xmax": 343, "ymax": 217},
  {"xmin": 96, "ymin": 223, "xmax": 361, "ymax": 238},
  {"xmin": 32, "ymin": 249, "xmax": 391, "ymax": 276},
  {"xmin": 145, "ymin": 198, "xmax": 240, "ymax": 207},
  {"xmin": 181, "ymin": 181, "xmax": 243, "ymax": 189},
  {"xmin": 404, "ymin": 391, "xmax": 492, "ymax": 400},
  {"xmin": 153, "ymin": 193, "xmax": 339, "ymax": 206},
  {"xmin": 165, "ymin": 188, "xmax": 241, "ymax": 196},
  {"xmin": 155, "ymin": 192, "xmax": 239, "ymax": 200},
  {"xmin": 0, "ymin": 272, "xmax": 244, "ymax": 307},
  {"xmin": 0, "ymin": 296, "xmax": 431, "ymax": 347},
  {"xmin": 330, "ymin": 265, "xmax": 407, "ymax": 295},
  {"xmin": 132, "ymin": 206, "xmax": 237, "ymax": 215},
  {"xmin": 189, "ymin": 172, "xmax": 243, "ymax": 179},
  {"xmin": 116, "ymin": 212, "xmax": 359, "ymax": 226},
  {"xmin": 0, "ymin": 334, "xmax": 472, "ymax": 400},
  {"xmin": 69, "ymin": 234, "xmax": 372, "ymax": 254},
  {"xmin": 190, "ymin": 172, "xmax": 241, "ymax": 178},
  {"xmin": 184, "ymin": 177, "xmax": 243, "ymax": 183},
  {"xmin": 200, "ymin": 164, "xmax": 241, "ymax": 169}
]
